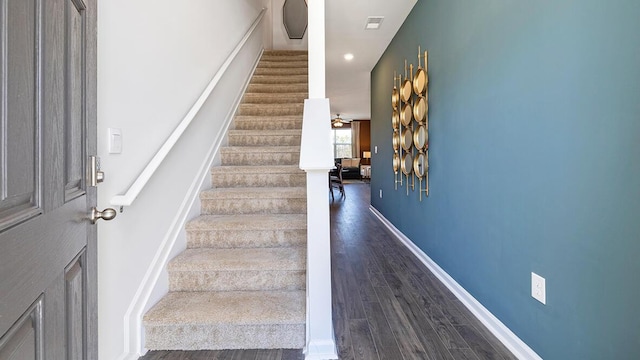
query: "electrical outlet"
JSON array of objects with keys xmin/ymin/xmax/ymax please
[
  {"xmin": 379, "ymin": 189, "xmax": 383, "ymax": 198},
  {"xmin": 531, "ymin": 272, "xmax": 546, "ymax": 304}
]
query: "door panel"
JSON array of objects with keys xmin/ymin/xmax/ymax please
[
  {"xmin": 0, "ymin": 297, "xmax": 43, "ymax": 360},
  {"xmin": 65, "ymin": 251, "xmax": 86, "ymax": 360},
  {"xmin": 0, "ymin": 0, "xmax": 41, "ymax": 230},
  {"xmin": 0, "ymin": 0, "xmax": 97, "ymax": 358},
  {"xmin": 64, "ymin": 0, "xmax": 85, "ymax": 201},
  {"xmin": 0, "ymin": 198, "xmax": 87, "ymax": 338}
]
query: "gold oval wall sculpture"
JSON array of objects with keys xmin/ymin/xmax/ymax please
[
  {"xmin": 392, "ymin": 110, "xmax": 400, "ymax": 130},
  {"xmin": 413, "ymin": 152, "xmax": 426, "ymax": 178},
  {"xmin": 393, "ymin": 153, "xmax": 400, "ymax": 173},
  {"xmin": 413, "ymin": 71, "xmax": 428, "ymax": 95},
  {"xmin": 391, "ymin": 48, "xmax": 429, "ymax": 198},
  {"xmin": 400, "ymin": 103, "xmax": 412, "ymax": 126},
  {"xmin": 392, "ymin": 88, "xmax": 399, "ymax": 109},
  {"xmin": 392, "ymin": 131, "xmax": 400, "ymax": 152},
  {"xmin": 401, "ymin": 128, "xmax": 413, "ymax": 151},
  {"xmin": 413, "ymin": 96, "xmax": 427, "ymax": 123},
  {"xmin": 413, "ymin": 125, "xmax": 428, "ymax": 151},
  {"xmin": 400, "ymin": 78, "xmax": 412, "ymax": 103},
  {"xmin": 401, "ymin": 153, "xmax": 413, "ymax": 175},
  {"xmin": 413, "ymin": 47, "xmax": 428, "ymax": 95}
]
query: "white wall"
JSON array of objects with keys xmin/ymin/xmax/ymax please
[
  {"xmin": 96, "ymin": 1, "xmax": 265, "ymax": 359},
  {"xmin": 260, "ymin": 0, "xmax": 274, "ymax": 49},
  {"xmin": 271, "ymin": 0, "xmax": 309, "ymax": 50}
]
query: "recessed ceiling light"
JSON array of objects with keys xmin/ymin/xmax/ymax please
[
  {"xmin": 344, "ymin": 53, "xmax": 354, "ymax": 61},
  {"xmin": 365, "ymin": 16, "xmax": 384, "ymax": 30}
]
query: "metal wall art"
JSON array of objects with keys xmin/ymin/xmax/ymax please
[{"xmin": 392, "ymin": 46, "xmax": 429, "ymax": 201}]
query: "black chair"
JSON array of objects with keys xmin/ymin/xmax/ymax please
[{"xmin": 329, "ymin": 164, "xmax": 345, "ymax": 201}]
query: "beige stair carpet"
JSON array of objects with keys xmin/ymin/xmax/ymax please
[{"xmin": 144, "ymin": 50, "xmax": 308, "ymax": 350}]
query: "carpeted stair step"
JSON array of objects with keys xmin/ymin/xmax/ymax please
[
  {"xmin": 237, "ymin": 103, "xmax": 303, "ymax": 116},
  {"xmin": 211, "ymin": 165, "xmax": 305, "ymax": 188},
  {"xmin": 257, "ymin": 61, "xmax": 307, "ymax": 69},
  {"xmin": 200, "ymin": 187, "xmax": 306, "ymax": 215},
  {"xmin": 251, "ymin": 75, "xmax": 307, "ymax": 84},
  {"xmin": 254, "ymin": 67, "xmax": 308, "ymax": 76},
  {"xmin": 228, "ymin": 129, "xmax": 301, "ymax": 146},
  {"xmin": 168, "ymin": 247, "xmax": 305, "ymax": 292},
  {"xmin": 247, "ymin": 83, "xmax": 308, "ymax": 94},
  {"xmin": 242, "ymin": 93, "xmax": 308, "ymax": 104},
  {"xmin": 221, "ymin": 146, "xmax": 300, "ymax": 166},
  {"xmin": 233, "ymin": 115, "xmax": 302, "ymax": 130},
  {"xmin": 143, "ymin": 290, "xmax": 305, "ymax": 350},
  {"xmin": 186, "ymin": 214, "xmax": 306, "ymax": 249},
  {"xmin": 260, "ymin": 50, "xmax": 309, "ymax": 62},
  {"xmin": 263, "ymin": 49, "xmax": 307, "ymax": 56},
  {"xmin": 260, "ymin": 54, "xmax": 308, "ymax": 62}
]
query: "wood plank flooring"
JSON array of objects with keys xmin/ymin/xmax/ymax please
[{"xmin": 140, "ymin": 183, "xmax": 517, "ymax": 360}]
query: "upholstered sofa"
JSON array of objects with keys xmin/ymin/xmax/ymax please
[{"xmin": 335, "ymin": 158, "xmax": 361, "ymax": 180}]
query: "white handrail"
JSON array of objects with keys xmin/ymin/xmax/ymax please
[{"xmin": 110, "ymin": 9, "xmax": 266, "ymax": 207}]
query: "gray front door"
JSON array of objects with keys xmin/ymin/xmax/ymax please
[{"xmin": 0, "ymin": 0, "xmax": 97, "ymax": 358}]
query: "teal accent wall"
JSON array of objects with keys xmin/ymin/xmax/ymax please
[{"xmin": 370, "ymin": 1, "xmax": 640, "ymax": 359}]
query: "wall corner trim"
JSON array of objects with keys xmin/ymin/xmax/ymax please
[{"xmin": 369, "ymin": 205, "xmax": 543, "ymax": 360}]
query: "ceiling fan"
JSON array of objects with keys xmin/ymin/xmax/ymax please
[{"xmin": 332, "ymin": 114, "xmax": 352, "ymax": 128}]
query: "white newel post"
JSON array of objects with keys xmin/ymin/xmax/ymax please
[{"xmin": 299, "ymin": 1, "xmax": 338, "ymax": 359}]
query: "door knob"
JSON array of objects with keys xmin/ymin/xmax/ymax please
[{"xmin": 90, "ymin": 207, "xmax": 117, "ymax": 224}]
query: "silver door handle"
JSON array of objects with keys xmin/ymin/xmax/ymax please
[{"xmin": 90, "ymin": 207, "xmax": 117, "ymax": 224}]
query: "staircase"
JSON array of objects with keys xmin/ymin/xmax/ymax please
[{"xmin": 143, "ymin": 50, "xmax": 309, "ymax": 350}]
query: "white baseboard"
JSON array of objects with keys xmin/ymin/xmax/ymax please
[
  {"xmin": 369, "ymin": 205, "xmax": 543, "ymax": 360},
  {"xmin": 117, "ymin": 354, "xmax": 139, "ymax": 360},
  {"xmin": 115, "ymin": 48, "xmax": 264, "ymax": 360},
  {"xmin": 304, "ymin": 339, "xmax": 339, "ymax": 360}
]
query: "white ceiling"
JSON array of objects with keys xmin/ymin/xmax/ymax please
[{"xmin": 325, "ymin": 0, "xmax": 417, "ymax": 120}]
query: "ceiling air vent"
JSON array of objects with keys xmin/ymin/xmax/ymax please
[{"xmin": 365, "ymin": 16, "xmax": 384, "ymax": 30}]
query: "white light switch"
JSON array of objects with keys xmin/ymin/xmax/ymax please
[
  {"xmin": 108, "ymin": 128, "xmax": 122, "ymax": 154},
  {"xmin": 374, "ymin": 146, "xmax": 378, "ymax": 154}
]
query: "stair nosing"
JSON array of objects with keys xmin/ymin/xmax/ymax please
[
  {"xmin": 228, "ymin": 129, "xmax": 301, "ymax": 135},
  {"xmin": 200, "ymin": 187, "xmax": 306, "ymax": 200},
  {"xmin": 221, "ymin": 146, "xmax": 300, "ymax": 152},
  {"xmin": 186, "ymin": 214, "xmax": 306, "ymax": 230},
  {"xmin": 211, "ymin": 165, "xmax": 304, "ymax": 173},
  {"xmin": 169, "ymin": 248, "xmax": 305, "ymax": 272},
  {"xmin": 143, "ymin": 290, "xmax": 305, "ymax": 326}
]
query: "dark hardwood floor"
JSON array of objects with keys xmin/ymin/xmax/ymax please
[{"xmin": 141, "ymin": 183, "xmax": 517, "ymax": 360}]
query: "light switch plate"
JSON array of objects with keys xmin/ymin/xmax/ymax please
[
  {"xmin": 531, "ymin": 272, "xmax": 546, "ymax": 304},
  {"xmin": 108, "ymin": 128, "xmax": 122, "ymax": 154}
]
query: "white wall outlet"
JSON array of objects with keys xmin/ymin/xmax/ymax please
[
  {"xmin": 531, "ymin": 272, "xmax": 546, "ymax": 304},
  {"xmin": 379, "ymin": 189, "xmax": 383, "ymax": 198}
]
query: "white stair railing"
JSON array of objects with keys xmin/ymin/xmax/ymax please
[
  {"xmin": 110, "ymin": 9, "xmax": 266, "ymax": 208},
  {"xmin": 300, "ymin": 1, "xmax": 338, "ymax": 359}
]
